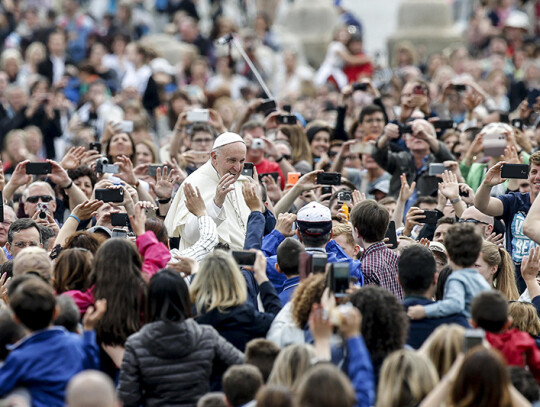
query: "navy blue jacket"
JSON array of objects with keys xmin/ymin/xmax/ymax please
[{"xmin": 403, "ymin": 296, "xmax": 470, "ymax": 349}]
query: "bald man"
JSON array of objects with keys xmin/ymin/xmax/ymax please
[
  {"xmin": 459, "ymin": 206, "xmax": 494, "ymax": 238},
  {"xmin": 66, "ymin": 370, "xmax": 118, "ymax": 407}
]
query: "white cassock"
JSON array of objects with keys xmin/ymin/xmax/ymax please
[{"xmin": 164, "ymin": 160, "xmax": 251, "ymax": 251}]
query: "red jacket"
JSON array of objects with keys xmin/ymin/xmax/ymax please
[{"xmin": 487, "ymin": 328, "xmax": 540, "ymax": 383}]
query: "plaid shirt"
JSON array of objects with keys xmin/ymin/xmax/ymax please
[{"xmin": 361, "ymin": 241, "xmax": 402, "ymax": 299}]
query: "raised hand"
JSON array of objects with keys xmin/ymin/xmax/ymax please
[
  {"xmin": 72, "ymin": 199, "xmax": 104, "ymax": 221},
  {"xmin": 60, "ymin": 146, "xmax": 85, "ymax": 170},
  {"xmin": 150, "ymin": 166, "xmax": 178, "ymax": 200},
  {"xmin": 185, "ymin": 183, "xmax": 207, "ymax": 217},
  {"xmin": 47, "ymin": 160, "xmax": 72, "ymax": 188},
  {"xmin": 214, "ymin": 174, "xmax": 235, "ymax": 208},
  {"xmin": 295, "ymin": 170, "xmax": 323, "ymax": 193},
  {"xmin": 275, "ymin": 213, "xmax": 297, "ymax": 237},
  {"xmin": 82, "ymin": 299, "xmax": 107, "ymax": 331},
  {"xmin": 242, "ymin": 182, "xmax": 264, "ymax": 212},
  {"xmin": 439, "ymin": 170, "xmax": 460, "ymax": 200},
  {"xmin": 483, "ymin": 161, "xmax": 506, "ymax": 187},
  {"xmin": 522, "ymin": 247, "xmax": 540, "ymax": 283},
  {"xmin": 398, "ymin": 173, "xmax": 416, "ymax": 203}
]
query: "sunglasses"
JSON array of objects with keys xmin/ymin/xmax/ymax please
[
  {"xmin": 26, "ymin": 195, "xmax": 54, "ymax": 204},
  {"xmin": 458, "ymin": 218, "xmax": 489, "ymax": 226}
]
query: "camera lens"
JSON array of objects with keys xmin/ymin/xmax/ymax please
[{"xmin": 39, "ymin": 211, "xmax": 47, "ymax": 219}]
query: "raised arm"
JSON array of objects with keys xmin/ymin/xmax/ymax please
[
  {"xmin": 474, "ymin": 161, "xmax": 505, "ymax": 217},
  {"xmin": 273, "ymin": 170, "xmax": 322, "ymax": 216},
  {"xmin": 523, "ymin": 193, "xmax": 540, "ymax": 244}
]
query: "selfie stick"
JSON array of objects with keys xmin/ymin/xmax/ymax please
[{"xmin": 216, "ymin": 34, "xmax": 275, "ymax": 100}]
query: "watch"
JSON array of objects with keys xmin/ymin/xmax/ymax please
[{"xmin": 450, "ymin": 197, "xmax": 461, "ymax": 204}]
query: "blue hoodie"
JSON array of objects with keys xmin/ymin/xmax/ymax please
[{"xmin": 0, "ymin": 327, "xmax": 100, "ymax": 407}]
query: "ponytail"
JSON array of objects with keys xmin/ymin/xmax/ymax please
[{"xmin": 494, "ymin": 246, "xmax": 519, "ymax": 301}]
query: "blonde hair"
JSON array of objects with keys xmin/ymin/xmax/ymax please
[
  {"xmin": 267, "ymin": 344, "xmax": 315, "ymax": 393},
  {"xmin": 376, "ymin": 350, "xmax": 438, "ymax": 407},
  {"xmin": 332, "ymin": 223, "xmax": 355, "ymax": 249},
  {"xmin": 189, "ymin": 250, "xmax": 247, "ymax": 314},
  {"xmin": 508, "ymin": 302, "xmax": 540, "ymax": 337},
  {"xmin": 420, "ymin": 324, "xmax": 464, "ymax": 378},
  {"xmin": 480, "ymin": 241, "xmax": 519, "ymax": 301},
  {"xmin": 278, "ymin": 125, "xmax": 313, "ymax": 166}
]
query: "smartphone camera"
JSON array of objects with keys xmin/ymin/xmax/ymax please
[
  {"xmin": 352, "ymin": 82, "xmax": 368, "ymax": 91},
  {"xmin": 453, "ymin": 84, "xmax": 467, "ymax": 92},
  {"xmin": 337, "ymin": 191, "xmax": 352, "ymax": 203}
]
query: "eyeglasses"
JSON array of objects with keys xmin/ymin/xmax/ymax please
[
  {"xmin": 26, "ymin": 195, "xmax": 54, "ymax": 204},
  {"xmin": 458, "ymin": 218, "xmax": 489, "ymax": 226},
  {"xmin": 13, "ymin": 241, "xmax": 39, "ymax": 248}
]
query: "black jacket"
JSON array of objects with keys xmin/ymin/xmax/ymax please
[
  {"xmin": 196, "ymin": 281, "xmax": 282, "ymax": 351},
  {"xmin": 118, "ymin": 318, "xmax": 243, "ymax": 407}
]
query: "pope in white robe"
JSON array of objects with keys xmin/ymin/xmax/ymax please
[{"xmin": 164, "ymin": 132, "xmax": 252, "ymax": 251}]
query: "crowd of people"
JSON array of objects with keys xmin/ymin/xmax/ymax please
[{"xmin": 0, "ymin": 0, "xmax": 539, "ymax": 406}]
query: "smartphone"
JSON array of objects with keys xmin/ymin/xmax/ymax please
[
  {"xmin": 287, "ymin": 172, "xmax": 300, "ymax": 185},
  {"xmin": 312, "ymin": 253, "xmax": 327, "ymax": 274},
  {"xmin": 317, "ymin": 172, "xmax": 341, "ymax": 185},
  {"xmin": 95, "ymin": 188, "xmax": 124, "ymax": 203},
  {"xmin": 337, "ymin": 191, "xmax": 352, "ymax": 203},
  {"xmin": 186, "ymin": 109, "xmax": 209, "ymax": 122},
  {"xmin": 299, "ymin": 252, "xmax": 312, "ymax": 280},
  {"xmin": 428, "ymin": 163, "xmax": 446, "ymax": 176},
  {"xmin": 147, "ymin": 165, "xmax": 165, "ymax": 177},
  {"xmin": 256, "ymin": 99, "xmax": 277, "ymax": 116},
  {"xmin": 321, "ymin": 186, "xmax": 333, "ymax": 195},
  {"xmin": 501, "ymin": 163, "xmax": 529, "ymax": 179},
  {"xmin": 331, "ymin": 263, "xmax": 350, "ymax": 298},
  {"xmin": 420, "ymin": 210, "xmax": 439, "ymax": 225},
  {"xmin": 26, "ymin": 162, "xmax": 52, "ymax": 175},
  {"xmin": 242, "ymin": 162, "xmax": 254, "ymax": 178},
  {"xmin": 511, "ymin": 118, "xmax": 523, "ymax": 131},
  {"xmin": 350, "ymin": 142, "xmax": 374, "ymax": 155},
  {"xmin": 463, "ymin": 328, "xmax": 485, "ymax": 353},
  {"xmin": 232, "ymin": 250, "xmax": 256, "ymax": 267},
  {"xmin": 453, "ymin": 84, "xmax": 467, "ymax": 92},
  {"xmin": 434, "ymin": 120, "xmax": 454, "ymax": 130},
  {"xmin": 118, "ymin": 120, "xmax": 134, "ymax": 133},
  {"xmin": 111, "ymin": 213, "xmax": 130, "ymax": 227},
  {"xmin": 482, "ymin": 132, "xmax": 506, "ymax": 157},
  {"xmin": 276, "ymin": 115, "xmax": 297, "ymax": 125},
  {"xmin": 112, "ymin": 228, "xmax": 128, "ymax": 238},
  {"xmin": 260, "ymin": 172, "xmax": 279, "ymax": 182},
  {"xmin": 89, "ymin": 142, "xmax": 102, "ymax": 152},
  {"xmin": 528, "ymin": 88, "xmax": 540, "ymax": 108},
  {"xmin": 385, "ymin": 220, "xmax": 398, "ymax": 250},
  {"xmin": 352, "ymin": 82, "xmax": 368, "ymax": 91}
]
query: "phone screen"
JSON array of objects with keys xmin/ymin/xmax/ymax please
[{"xmin": 332, "ymin": 263, "xmax": 350, "ymax": 298}]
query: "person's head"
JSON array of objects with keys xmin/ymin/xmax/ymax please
[
  {"xmin": 268, "ymin": 344, "xmax": 315, "ymax": 393},
  {"xmin": 135, "ymin": 140, "xmax": 158, "ymax": 165},
  {"xmin": 197, "ymin": 393, "xmax": 227, "ymax": 407},
  {"xmin": 66, "ymin": 370, "xmax": 118, "ymax": 407},
  {"xmin": 459, "ymin": 206, "xmax": 494, "ymax": 237},
  {"xmin": 349, "ymin": 287, "xmax": 409, "ymax": 365},
  {"xmin": 296, "ymin": 202, "xmax": 333, "ymax": 248},
  {"xmin": 7, "ymin": 218, "xmax": 42, "ymax": 257},
  {"xmin": 277, "ymin": 125, "xmax": 312, "ymax": 165},
  {"xmin": 13, "ymin": 246, "xmax": 52, "ymax": 281},
  {"xmin": 64, "ymin": 231, "xmax": 102, "ymax": 254},
  {"xmin": 508, "ymin": 301, "xmax": 540, "ymax": 337},
  {"xmin": 443, "ymin": 223, "xmax": 483, "ymax": 269},
  {"xmin": 296, "ymin": 364, "xmax": 356, "ymax": 407},
  {"xmin": 306, "ymin": 121, "xmax": 332, "ymax": 158},
  {"xmin": 376, "ymin": 349, "xmax": 438, "ymax": 407},
  {"xmin": 420, "ymin": 324, "xmax": 465, "ymax": 378},
  {"xmin": 245, "ymin": 339, "xmax": 281, "ymax": 382},
  {"xmin": 476, "ymin": 242, "xmax": 519, "ymax": 300},
  {"xmin": 359, "ymin": 104, "xmax": 385, "ymax": 137},
  {"xmin": 10, "ymin": 278, "xmax": 56, "ymax": 331},
  {"xmin": 0, "ymin": 205, "xmax": 16, "ymax": 247},
  {"xmin": 223, "ymin": 365, "xmax": 263, "ymax": 407},
  {"xmin": 93, "ymin": 238, "xmax": 145, "ymax": 345},
  {"xmin": 451, "ymin": 347, "xmax": 512, "ymax": 407},
  {"xmin": 6, "ymin": 84, "xmax": 27, "ymax": 112},
  {"xmin": 256, "ymin": 385, "xmax": 293, "ymax": 407},
  {"xmin": 379, "ymin": 196, "xmax": 397, "ymax": 218},
  {"xmin": 144, "ymin": 218, "xmax": 169, "ymax": 246},
  {"xmin": 47, "ymin": 30, "xmax": 66, "ymax": 56},
  {"xmin": 106, "ymin": 132, "xmax": 136, "ymax": 163},
  {"xmin": 435, "ymin": 265, "xmax": 453, "ymax": 301},
  {"xmin": 332, "ymin": 222, "xmax": 360, "ymax": 258},
  {"xmin": 54, "ymin": 295, "xmax": 80, "ymax": 333},
  {"xmin": 350, "ymin": 199, "xmax": 390, "ymax": 247},
  {"xmin": 241, "ymin": 121, "xmax": 266, "ymax": 163},
  {"xmin": 292, "ymin": 273, "xmax": 327, "ymax": 329},
  {"xmin": 0, "ymin": 309, "xmax": 25, "ymax": 361},
  {"xmin": 53, "ymin": 248, "xmax": 93, "ymax": 294},
  {"xmin": 188, "ymin": 122, "xmax": 216, "ymax": 153},
  {"xmin": 398, "ymin": 244, "xmax": 437, "ymax": 297},
  {"xmin": 433, "ymin": 217, "xmax": 455, "ymax": 244},
  {"xmin": 471, "ymin": 290, "xmax": 509, "ymax": 333},
  {"xmin": 528, "ymin": 151, "xmax": 540, "ymax": 200},
  {"xmin": 23, "ymin": 181, "xmax": 57, "ymax": 218},
  {"xmin": 147, "ymin": 269, "xmax": 192, "ymax": 323},
  {"xmin": 276, "ymin": 238, "xmax": 304, "ymax": 278},
  {"xmin": 509, "ymin": 367, "xmax": 540, "ymax": 403},
  {"xmin": 413, "ymin": 196, "xmax": 437, "ymax": 211},
  {"xmin": 210, "ymin": 133, "xmax": 247, "ymax": 179},
  {"xmin": 190, "ymin": 250, "xmax": 247, "ymax": 315},
  {"xmin": 68, "ymin": 166, "xmax": 98, "ymax": 200}
]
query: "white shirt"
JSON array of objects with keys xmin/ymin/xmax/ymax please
[{"xmin": 51, "ymin": 55, "xmax": 65, "ymax": 85}]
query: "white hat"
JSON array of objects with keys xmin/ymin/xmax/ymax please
[
  {"xmin": 504, "ymin": 11, "xmax": 530, "ymax": 30},
  {"xmin": 297, "ymin": 202, "xmax": 332, "ymax": 223},
  {"xmin": 150, "ymin": 58, "xmax": 176, "ymax": 75},
  {"xmin": 212, "ymin": 132, "xmax": 245, "ymax": 150}
]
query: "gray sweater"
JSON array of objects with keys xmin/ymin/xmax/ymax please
[{"xmin": 424, "ymin": 268, "xmax": 491, "ymax": 318}]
